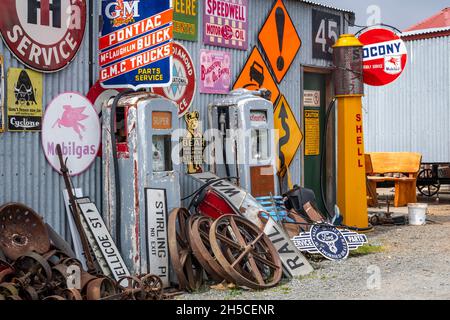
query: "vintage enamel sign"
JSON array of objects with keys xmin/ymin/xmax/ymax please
[
  {"xmin": 200, "ymin": 49, "xmax": 231, "ymax": 94},
  {"xmin": 274, "ymin": 95, "xmax": 303, "ymax": 176},
  {"xmin": 86, "ymin": 80, "xmax": 121, "ymax": 114},
  {"xmin": 41, "ymin": 92, "xmax": 100, "ymax": 176},
  {"xmin": 152, "ymin": 42, "xmax": 196, "ymax": 117},
  {"xmin": 233, "ymin": 46, "xmax": 280, "ymax": 104},
  {"xmin": 7, "ymin": 68, "xmax": 43, "ymax": 132},
  {"xmin": 264, "ymin": 217, "xmax": 314, "ymax": 277},
  {"xmin": 358, "ymin": 28, "xmax": 408, "ymax": 86},
  {"xmin": 77, "ymin": 198, "xmax": 131, "ymax": 282},
  {"xmin": 145, "ymin": 188, "xmax": 170, "ymax": 287},
  {"xmin": 292, "ymin": 224, "xmax": 368, "ymax": 261},
  {"xmin": 258, "ymin": 0, "xmax": 301, "ymax": 83},
  {"xmin": 203, "ymin": 0, "xmax": 248, "ymax": 50},
  {"xmin": 0, "ymin": 0, "xmax": 86, "ymax": 72},
  {"xmin": 174, "ymin": 0, "xmax": 198, "ymax": 41},
  {"xmin": 99, "ymin": 0, "xmax": 173, "ymax": 89}
]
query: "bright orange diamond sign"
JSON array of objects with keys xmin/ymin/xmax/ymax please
[
  {"xmin": 258, "ymin": 0, "xmax": 302, "ymax": 83},
  {"xmin": 233, "ymin": 46, "xmax": 280, "ymax": 105}
]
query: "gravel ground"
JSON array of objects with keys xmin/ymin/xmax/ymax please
[{"xmin": 179, "ymin": 191, "xmax": 450, "ymax": 300}]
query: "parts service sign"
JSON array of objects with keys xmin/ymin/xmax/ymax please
[
  {"xmin": 358, "ymin": 28, "xmax": 407, "ymax": 86},
  {"xmin": 0, "ymin": 0, "xmax": 86, "ymax": 72},
  {"xmin": 42, "ymin": 92, "xmax": 100, "ymax": 176},
  {"xmin": 100, "ymin": 1, "xmax": 174, "ymax": 90}
]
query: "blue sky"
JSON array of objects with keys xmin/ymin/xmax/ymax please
[{"xmin": 315, "ymin": 0, "xmax": 449, "ymax": 31}]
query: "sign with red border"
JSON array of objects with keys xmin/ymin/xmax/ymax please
[
  {"xmin": 0, "ymin": 0, "xmax": 86, "ymax": 73},
  {"xmin": 358, "ymin": 28, "xmax": 408, "ymax": 86},
  {"xmin": 152, "ymin": 42, "xmax": 196, "ymax": 117}
]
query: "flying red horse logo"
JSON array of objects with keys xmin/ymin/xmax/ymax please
[
  {"xmin": 53, "ymin": 105, "xmax": 89, "ymax": 140},
  {"xmin": 387, "ymin": 57, "xmax": 400, "ymax": 67}
]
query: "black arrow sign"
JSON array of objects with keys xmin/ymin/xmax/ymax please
[{"xmin": 278, "ymin": 101, "xmax": 290, "ymax": 170}]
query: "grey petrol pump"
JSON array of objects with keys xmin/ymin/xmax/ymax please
[{"xmin": 102, "ymin": 92, "xmax": 180, "ymax": 287}]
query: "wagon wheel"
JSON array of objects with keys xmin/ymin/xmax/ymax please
[
  {"xmin": 188, "ymin": 216, "xmax": 234, "ymax": 283},
  {"xmin": 168, "ymin": 209, "xmax": 204, "ymax": 292},
  {"xmin": 209, "ymin": 215, "xmax": 282, "ymax": 290},
  {"xmin": 117, "ymin": 276, "xmax": 146, "ymax": 300},
  {"xmin": 417, "ymin": 168, "xmax": 440, "ymax": 197}
]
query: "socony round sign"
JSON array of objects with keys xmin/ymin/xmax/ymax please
[
  {"xmin": 42, "ymin": 92, "xmax": 100, "ymax": 176},
  {"xmin": 0, "ymin": 0, "xmax": 87, "ymax": 72},
  {"xmin": 152, "ymin": 42, "xmax": 196, "ymax": 117},
  {"xmin": 358, "ymin": 28, "xmax": 407, "ymax": 86}
]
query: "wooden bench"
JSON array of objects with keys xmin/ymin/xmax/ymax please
[{"xmin": 365, "ymin": 152, "xmax": 422, "ymax": 207}]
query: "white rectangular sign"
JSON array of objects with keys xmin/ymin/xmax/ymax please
[
  {"xmin": 304, "ymin": 90, "xmax": 321, "ymax": 107},
  {"xmin": 78, "ymin": 200, "xmax": 130, "ymax": 282},
  {"xmin": 145, "ymin": 188, "xmax": 170, "ymax": 287},
  {"xmin": 264, "ymin": 217, "xmax": 314, "ymax": 277}
]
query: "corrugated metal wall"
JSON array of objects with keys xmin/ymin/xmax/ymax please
[
  {"xmin": 363, "ymin": 35, "xmax": 450, "ymax": 163},
  {"xmin": 0, "ymin": 1, "xmax": 102, "ymax": 238},
  {"xmin": 0, "ymin": 0, "xmax": 349, "ymax": 236}
]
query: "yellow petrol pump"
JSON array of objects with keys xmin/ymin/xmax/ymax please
[{"xmin": 333, "ymin": 34, "xmax": 368, "ymax": 229}]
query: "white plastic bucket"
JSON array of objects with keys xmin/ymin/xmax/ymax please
[{"xmin": 408, "ymin": 203, "xmax": 427, "ymax": 225}]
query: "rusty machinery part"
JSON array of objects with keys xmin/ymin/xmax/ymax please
[
  {"xmin": 43, "ymin": 295, "xmax": 66, "ymax": 300},
  {"xmin": 13, "ymin": 252, "xmax": 53, "ymax": 288},
  {"xmin": 188, "ymin": 216, "xmax": 235, "ymax": 283},
  {"xmin": 168, "ymin": 209, "xmax": 204, "ymax": 292},
  {"xmin": 209, "ymin": 215, "xmax": 282, "ymax": 290},
  {"xmin": 86, "ymin": 277, "xmax": 119, "ymax": 300},
  {"xmin": 61, "ymin": 288, "xmax": 83, "ymax": 300},
  {"xmin": 0, "ymin": 203, "xmax": 51, "ymax": 260},
  {"xmin": 116, "ymin": 276, "xmax": 146, "ymax": 300},
  {"xmin": 80, "ymin": 271, "xmax": 98, "ymax": 292},
  {"xmin": 140, "ymin": 274, "xmax": 163, "ymax": 300},
  {"xmin": 0, "ymin": 282, "xmax": 19, "ymax": 298}
]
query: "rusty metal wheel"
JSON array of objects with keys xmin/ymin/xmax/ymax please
[
  {"xmin": 43, "ymin": 295, "xmax": 66, "ymax": 300},
  {"xmin": 189, "ymin": 216, "xmax": 234, "ymax": 283},
  {"xmin": 209, "ymin": 215, "xmax": 282, "ymax": 290},
  {"xmin": 140, "ymin": 274, "xmax": 163, "ymax": 300},
  {"xmin": 61, "ymin": 288, "xmax": 83, "ymax": 300},
  {"xmin": 168, "ymin": 208, "xmax": 204, "ymax": 292},
  {"xmin": 117, "ymin": 276, "xmax": 145, "ymax": 300},
  {"xmin": 13, "ymin": 252, "xmax": 53, "ymax": 290},
  {"xmin": 86, "ymin": 277, "xmax": 119, "ymax": 300},
  {"xmin": 0, "ymin": 203, "xmax": 50, "ymax": 260}
]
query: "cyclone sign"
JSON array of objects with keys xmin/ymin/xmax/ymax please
[
  {"xmin": 0, "ymin": 0, "xmax": 86, "ymax": 72},
  {"xmin": 358, "ymin": 28, "xmax": 408, "ymax": 86}
]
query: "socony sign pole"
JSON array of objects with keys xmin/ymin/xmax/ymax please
[{"xmin": 333, "ymin": 34, "xmax": 368, "ymax": 229}]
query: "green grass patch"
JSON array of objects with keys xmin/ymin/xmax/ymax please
[{"xmin": 350, "ymin": 244, "xmax": 384, "ymax": 257}]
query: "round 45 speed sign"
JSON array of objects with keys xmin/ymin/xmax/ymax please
[
  {"xmin": 0, "ymin": 0, "xmax": 86, "ymax": 72},
  {"xmin": 358, "ymin": 28, "xmax": 408, "ymax": 86}
]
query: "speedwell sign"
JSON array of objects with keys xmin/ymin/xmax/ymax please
[
  {"xmin": 100, "ymin": 0, "xmax": 174, "ymax": 90},
  {"xmin": 292, "ymin": 224, "xmax": 368, "ymax": 261}
]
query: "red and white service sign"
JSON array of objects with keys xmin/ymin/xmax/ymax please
[
  {"xmin": 358, "ymin": 28, "xmax": 407, "ymax": 86},
  {"xmin": 0, "ymin": 0, "xmax": 86, "ymax": 72}
]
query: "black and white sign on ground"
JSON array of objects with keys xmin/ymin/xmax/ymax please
[
  {"xmin": 145, "ymin": 188, "xmax": 170, "ymax": 287},
  {"xmin": 264, "ymin": 217, "xmax": 314, "ymax": 277},
  {"xmin": 77, "ymin": 198, "xmax": 131, "ymax": 282}
]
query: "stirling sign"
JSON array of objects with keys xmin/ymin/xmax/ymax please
[{"xmin": 0, "ymin": 0, "xmax": 87, "ymax": 72}]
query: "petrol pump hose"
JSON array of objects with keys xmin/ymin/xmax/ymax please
[
  {"xmin": 319, "ymin": 98, "xmax": 373, "ymax": 232},
  {"xmin": 110, "ymin": 90, "xmax": 134, "ymax": 252}
]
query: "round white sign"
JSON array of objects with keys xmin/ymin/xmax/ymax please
[{"xmin": 42, "ymin": 92, "xmax": 100, "ymax": 176}]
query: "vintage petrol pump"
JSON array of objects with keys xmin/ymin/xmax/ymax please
[
  {"xmin": 207, "ymin": 89, "xmax": 279, "ymax": 198},
  {"xmin": 102, "ymin": 92, "xmax": 180, "ymax": 286},
  {"xmin": 333, "ymin": 34, "xmax": 368, "ymax": 229}
]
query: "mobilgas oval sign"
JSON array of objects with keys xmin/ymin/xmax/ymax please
[{"xmin": 0, "ymin": 0, "xmax": 87, "ymax": 73}]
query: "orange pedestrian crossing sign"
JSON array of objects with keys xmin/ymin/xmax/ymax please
[
  {"xmin": 274, "ymin": 95, "xmax": 303, "ymax": 176},
  {"xmin": 258, "ymin": 0, "xmax": 302, "ymax": 83},
  {"xmin": 233, "ymin": 46, "xmax": 280, "ymax": 105}
]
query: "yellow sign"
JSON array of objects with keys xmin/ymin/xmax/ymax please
[
  {"xmin": 7, "ymin": 68, "xmax": 43, "ymax": 132},
  {"xmin": 305, "ymin": 110, "xmax": 320, "ymax": 156},
  {"xmin": 274, "ymin": 95, "xmax": 303, "ymax": 176},
  {"xmin": 233, "ymin": 46, "xmax": 280, "ymax": 105},
  {"xmin": 258, "ymin": 0, "xmax": 302, "ymax": 83}
]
